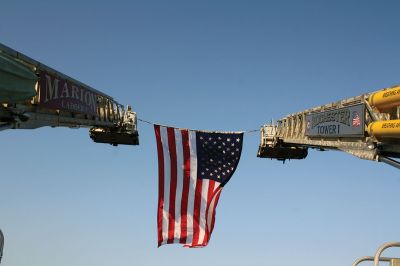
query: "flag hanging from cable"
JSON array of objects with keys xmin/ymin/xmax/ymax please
[{"xmin": 154, "ymin": 125, "xmax": 244, "ymax": 247}]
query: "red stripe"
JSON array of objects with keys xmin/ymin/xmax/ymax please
[
  {"xmin": 209, "ymin": 188, "xmax": 222, "ymax": 236},
  {"xmin": 179, "ymin": 129, "xmax": 191, "ymax": 244},
  {"xmin": 154, "ymin": 125, "xmax": 164, "ymax": 247},
  {"xmin": 167, "ymin": 127, "xmax": 178, "ymax": 243},
  {"xmin": 202, "ymin": 180, "xmax": 216, "ymax": 245},
  {"xmin": 191, "ymin": 178, "xmax": 203, "ymax": 246}
]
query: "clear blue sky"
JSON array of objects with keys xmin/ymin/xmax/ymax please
[{"xmin": 1, "ymin": 1, "xmax": 400, "ymax": 265}]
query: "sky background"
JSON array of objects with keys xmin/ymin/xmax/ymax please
[{"xmin": 1, "ymin": 1, "xmax": 400, "ymax": 265}]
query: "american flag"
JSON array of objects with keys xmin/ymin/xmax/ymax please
[
  {"xmin": 154, "ymin": 125, "xmax": 243, "ymax": 247},
  {"xmin": 352, "ymin": 111, "xmax": 361, "ymax": 127}
]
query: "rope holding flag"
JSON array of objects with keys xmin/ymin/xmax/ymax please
[{"xmin": 154, "ymin": 125, "xmax": 244, "ymax": 247}]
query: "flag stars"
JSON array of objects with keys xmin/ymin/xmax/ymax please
[{"xmin": 196, "ymin": 132, "xmax": 242, "ymax": 182}]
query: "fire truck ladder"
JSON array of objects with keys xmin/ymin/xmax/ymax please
[
  {"xmin": 257, "ymin": 86, "xmax": 400, "ymax": 169},
  {"xmin": 0, "ymin": 43, "xmax": 138, "ymax": 146}
]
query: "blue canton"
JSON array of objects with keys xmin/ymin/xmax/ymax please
[{"xmin": 196, "ymin": 132, "xmax": 244, "ymax": 185}]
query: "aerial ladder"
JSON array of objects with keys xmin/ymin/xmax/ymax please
[
  {"xmin": 0, "ymin": 43, "xmax": 139, "ymax": 146},
  {"xmin": 257, "ymin": 85, "xmax": 400, "ymax": 169}
]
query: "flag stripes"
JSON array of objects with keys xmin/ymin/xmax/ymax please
[
  {"xmin": 154, "ymin": 125, "xmax": 224, "ymax": 247},
  {"xmin": 154, "ymin": 126, "xmax": 164, "ymax": 246}
]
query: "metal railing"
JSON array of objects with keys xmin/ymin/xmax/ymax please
[
  {"xmin": 352, "ymin": 242, "xmax": 400, "ymax": 266},
  {"xmin": 374, "ymin": 242, "xmax": 400, "ymax": 266}
]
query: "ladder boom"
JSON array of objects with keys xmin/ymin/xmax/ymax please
[
  {"xmin": 0, "ymin": 43, "xmax": 139, "ymax": 146},
  {"xmin": 258, "ymin": 86, "xmax": 400, "ymax": 168}
]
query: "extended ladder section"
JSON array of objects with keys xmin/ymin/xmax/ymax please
[
  {"xmin": 0, "ymin": 43, "xmax": 138, "ymax": 146},
  {"xmin": 258, "ymin": 86, "xmax": 400, "ymax": 168}
]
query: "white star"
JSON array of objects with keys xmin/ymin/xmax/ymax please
[
  {"xmin": 227, "ymin": 138, "xmax": 231, "ymax": 142},
  {"xmin": 217, "ymin": 175, "xmax": 221, "ymax": 179},
  {"xmin": 208, "ymin": 137, "xmax": 212, "ymax": 141},
  {"xmin": 236, "ymin": 138, "xmax": 240, "ymax": 142},
  {"xmin": 231, "ymin": 143, "xmax": 235, "ymax": 147},
  {"xmin": 200, "ymin": 136, "xmax": 203, "ymax": 140},
  {"xmin": 201, "ymin": 172, "xmax": 205, "ymax": 175},
  {"xmin": 218, "ymin": 137, "xmax": 222, "ymax": 140},
  {"xmin": 231, "ymin": 152, "xmax": 235, "ymax": 155}
]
